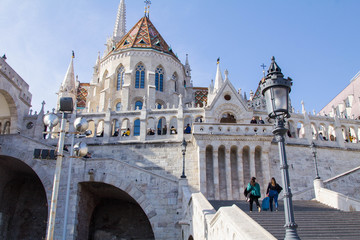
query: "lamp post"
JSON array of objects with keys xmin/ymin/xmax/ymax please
[
  {"xmin": 43, "ymin": 98, "xmax": 90, "ymax": 240},
  {"xmin": 181, "ymin": 138, "xmax": 187, "ymax": 178},
  {"xmin": 260, "ymin": 57, "xmax": 300, "ymax": 240},
  {"xmin": 62, "ymin": 117, "xmax": 89, "ymax": 240},
  {"xmin": 310, "ymin": 142, "xmax": 320, "ymax": 179},
  {"xmin": 43, "ymin": 97, "xmax": 73, "ymax": 240}
]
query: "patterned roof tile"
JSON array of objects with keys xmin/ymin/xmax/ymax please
[{"xmin": 113, "ymin": 16, "xmax": 177, "ymax": 58}]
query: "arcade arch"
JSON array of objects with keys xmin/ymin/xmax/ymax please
[
  {"xmin": 77, "ymin": 182, "xmax": 155, "ymax": 240},
  {"xmin": 0, "ymin": 156, "xmax": 47, "ymax": 239}
]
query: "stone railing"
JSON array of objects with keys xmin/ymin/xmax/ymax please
[
  {"xmin": 323, "ymin": 166, "xmax": 360, "ymax": 200},
  {"xmin": 208, "ymin": 205, "xmax": 276, "ymax": 240},
  {"xmin": 193, "ymin": 123, "xmax": 274, "ymax": 137},
  {"xmin": 314, "ymin": 179, "xmax": 360, "ymax": 211},
  {"xmin": 180, "ymin": 192, "xmax": 276, "ymax": 240}
]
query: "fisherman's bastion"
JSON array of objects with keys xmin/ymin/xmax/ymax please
[{"xmin": 0, "ymin": 1, "xmax": 359, "ymax": 240}]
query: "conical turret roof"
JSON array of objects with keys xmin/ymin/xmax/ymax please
[{"xmin": 113, "ymin": 16, "xmax": 177, "ymax": 58}]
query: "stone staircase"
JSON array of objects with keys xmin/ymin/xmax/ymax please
[{"xmin": 209, "ymin": 200, "xmax": 360, "ymax": 240}]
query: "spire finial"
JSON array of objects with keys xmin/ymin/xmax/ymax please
[
  {"xmin": 261, "ymin": 63, "xmax": 266, "ymax": 78},
  {"xmin": 144, "ymin": 0, "xmax": 151, "ymax": 17}
]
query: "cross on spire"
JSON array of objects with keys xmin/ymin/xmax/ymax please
[
  {"xmin": 261, "ymin": 63, "xmax": 266, "ymax": 78},
  {"xmin": 144, "ymin": 0, "xmax": 151, "ymax": 17}
]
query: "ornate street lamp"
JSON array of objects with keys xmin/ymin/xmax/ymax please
[
  {"xmin": 181, "ymin": 138, "xmax": 187, "ymax": 178},
  {"xmin": 310, "ymin": 142, "xmax": 320, "ymax": 179},
  {"xmin": 260, "ymin": 56, "xmax": 300, "ymax": 240}
]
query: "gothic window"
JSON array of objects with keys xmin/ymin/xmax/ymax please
[
  {"xmin": 116, "ymin": 102, "xmax": 121, "ymax": 111},
  {"xmin": 134, "ymin": 119, "xmax": 140, "ymax": 136},
  {"xmin": 184, "ymin": 80, "xmax": 186, "ymax": 88},
  {"xmin": 116, "ymin": 66, "xmax": 125, "ymax": 90},
  {"xmin": 135, "ymin": 64, "xmax": 145, "ymax": 89},
  {"xmin": 172, "ymin": 73, "xmax": 177, "ymax": 92},
  {"xmin": 155, "ymin": 67, "xmax": 164, "ymax": 92},
  {"xmin": 135, "ymin": 101, "xmax": 143, "ymax": 110}
]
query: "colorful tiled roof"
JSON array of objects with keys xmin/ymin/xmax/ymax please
[
  {"xmin": 252, "ymin": 78, "xmax": 264, "ymax": 100},
  {"xmin": 114, "ymin": 16, "xmax": 177, "ymax": 58},
  {"xmin": 194, "ymin": 87, "xmax": 208, "ymax": 107},
  {"xmin": 76, "ymin": 83, "xmax": 89, "ymax": 109}
]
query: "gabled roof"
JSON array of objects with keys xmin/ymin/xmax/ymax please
[
  {"xmin": 206, "ymin": 78, "xmax": 248, "ymax": 111},
  {"xmin": 113, "ymin": 16, "xmax": 177, "ymax": 58}
]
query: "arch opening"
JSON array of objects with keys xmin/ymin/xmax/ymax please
[
  {"xmin": 76, "ymin": 182, "xmax": 155, "ymax": 240},
  {"xmin": 0, "ymin": 156, "xmax": 47, "ymax": 239}
]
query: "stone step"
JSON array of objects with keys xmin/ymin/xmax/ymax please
[{"xmin": 209, "ymin": 200, "xmax": 360, "ymax": 240}]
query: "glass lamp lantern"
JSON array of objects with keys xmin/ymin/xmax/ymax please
[
  {"xmin": 181, "ymin": 138, "xmax": 187, "ymax": 152},
  {"xmin": 310, "ymin": 141, "xmax": 317, "ymax": 155},
  {"xmin": 261, "ymin": 57, "xmax": 292, "ymax": 119}
]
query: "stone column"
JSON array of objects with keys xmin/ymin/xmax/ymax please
[
  {"xmin": 225, "ymin": 147, "xmax": 232, "ymax": 200},
  {"xmin": 237, "ymin": 147, "xmax": 244, "ymax": 199},
  {"xmin": 140, "ymin": 109, "xmax": 147, "ymax": 141},
  {"xmin": 103, "ymin": 109, "xmax": 112, "ymax": 142},
  {"xmin": 198, "ymin": 148, "xmax": 207, "ymax": 194},
  {"xmin": 147, "ymin": 72, "xmax": 156, "ymax": 108},
  {"xmin": 213, "ymin": 149, "xmax": 220, "ymax": 199},
  {"xmin": 250, "ymin": 146, "xmax": 256, "ymax": 178}
]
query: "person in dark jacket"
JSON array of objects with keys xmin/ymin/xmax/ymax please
[
  {"xmin": 246, "ymin": 177, "xmax": 261, "ymax": 212},
  {"xmin": 266, "ymin": 177, "xmax": 282, "ymax": 211}
]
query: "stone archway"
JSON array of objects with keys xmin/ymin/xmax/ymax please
[
  {"xmin": 0, "ymin": 90, "xmax": 18, "ymax": 134},
  {"xmin": 0, "ymin": 155, "xmax": 48, "ymax": 240},
  {"xmin": 76, "ymin": 182, "xmax": 155, "ymax": 240}
]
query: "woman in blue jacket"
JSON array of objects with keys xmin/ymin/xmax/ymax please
[{"xmin": 246, "ymin": 177, "xmax": 261, "ymax": 212}]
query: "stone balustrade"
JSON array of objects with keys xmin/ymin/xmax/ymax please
[
  {"xmin": 314, "ymin": 179, "xmax": 360, "ymax": 211},
  {"xmin": 181, "ymin": 192, "xmax": 276, "ymax": 240},
  {"xmin": 193, "ymin": 123, "xmax": 274, "ymax": 136}
]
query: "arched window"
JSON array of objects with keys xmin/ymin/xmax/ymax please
[
  {"xmin": 184, "ymin": 80, "xmax": 186, "ymax": 88},
  {"xmin": 135, "ymin": 64, "xmax": 145, "ymax": 89},
  {"xmin": 135, "ymin": 101, "xmax": 143, "ymax": 110},
  {"xmin": 116, "ymin": 102, "xmax": 121, "ymax": 111},
  {"xmin": 134, "ymin": 119, "xmax": 140, "ymax": 136},
  {"xmin": 116, "ymin": 66, "xmax": 125, "ymax": 90},
  {"xmin": 155, "ymin": 67, "xmax": 164, "ymax": 92},
  {"xmin": 172, "ymin": 73, "xmax": 177, "ymax": 92}
]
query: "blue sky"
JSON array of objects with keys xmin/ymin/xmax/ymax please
[{"xmin": 1, "ymin": 0, "xmax": 359, "ymax": 113}]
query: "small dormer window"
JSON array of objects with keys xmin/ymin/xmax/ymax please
[
  {"xmin": 139, "ymin": 39, "xmax": 146, "ymax": 44},
  {"xmin": 123, "ymin": 40, "xmax": 129, "ymax": 46}
]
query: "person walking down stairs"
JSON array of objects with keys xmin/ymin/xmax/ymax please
[{"xmin": 246, "ymin": 177, "xmax": 261, "ymax": 212}]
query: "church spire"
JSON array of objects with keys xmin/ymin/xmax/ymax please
[
  {"xmin": 60, "ymin": 52, "xmax": 76, "ymax": 94},
  {"xmin": 113, "ymin": 0, "xmax": 126, "ymax": 42},
  {"xmin": 57, "ymin": 52, "xmax": 76, "ymax": 111},
  {"xmin": 214, "ymin": 58, "xmax": 223, "ymax": 91}
]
